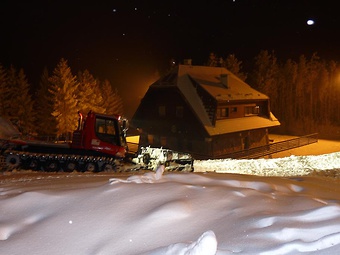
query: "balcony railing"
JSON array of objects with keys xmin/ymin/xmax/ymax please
[{"xmin": 213, "ymin": 133, "xmax": 319, "ymax": 159}]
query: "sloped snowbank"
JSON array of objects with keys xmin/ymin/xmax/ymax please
[
  {"xmin": 1, "ymin": 158, "xmax": 340, "ymax": 255},
  {"xmin": 2, "ymin": 136, "xmax": 340, "ymax": 255},
  {"xmin": 194, "ymin": 152, "xmax": 340, "ymax": 177}
]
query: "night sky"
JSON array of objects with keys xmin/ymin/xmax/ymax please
[{"xmin": 1, "ymin": 0, "xmax": 339, "ymax": 117}]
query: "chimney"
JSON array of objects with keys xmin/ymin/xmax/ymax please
[{"xmin": 220, "ymin": 74, "xmax": 229, "ymax": 88}]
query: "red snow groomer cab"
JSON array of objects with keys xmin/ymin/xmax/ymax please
[{"xmin": 71, "ymin": 111, "xmax": 129, "ymax": 159}]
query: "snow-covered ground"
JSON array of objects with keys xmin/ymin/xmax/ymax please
[
  {"xmin": 1, "ymin": 136, "xmax": 340, "ymax": 255},
  {"xmin": 194, "ymin": 135, "xmax": 340, "ymax": 177}
]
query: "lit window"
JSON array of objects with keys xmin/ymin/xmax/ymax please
[
  {"xmin": 96, "ymin": 118, "xmax": 116, "ymax": 135},
  {"xmin": 221, "ymin": 108, "xmax": 229, "ymax": 117},
  {"xmin": 245, "ymin": 105, "xmax": 260, "ymax": 116},
  {"xmin": 217, "ymin": 107, "xmax": 229, "ymax": 119}
]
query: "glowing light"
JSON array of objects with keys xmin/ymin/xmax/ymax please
[{"xmin": 307, "ymin": 19, "xmax": 315, "ymax": 25}]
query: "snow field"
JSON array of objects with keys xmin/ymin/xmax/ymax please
[{"xmin": 1, "ymin": 138, "xmax": 340, "ymax": 254}]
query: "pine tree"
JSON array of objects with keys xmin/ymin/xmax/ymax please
[
  {"xmin": 49, "ymin": 58, "xmax": 79, "ymax": 139},
  {"xmin": 101, "ymin": 79, "xmax": 124, "ymax": 115},
  {"xmin": 34, "ymin": 67, "xmax": 57, "ymax": 138},
  {"xmin": 224, "ymin": 54, "xmax": 247, "ymax": 81},
  {"xmin": 249, "ymin": 50, "xmax": 279, "ymax": 95},
  {"xmin": 77, "ymin": 69, "xmax": 105, "ymax": 115},
  {"xmin": 6, "ymin": 66, "xmax": 35, "ymax": 134},
  {"xmin": 205, "ymin": 53, "xmax": 247, "ymax": 81},
  {"xmin": 277, "ymin": 59, "xmax": 298, "ymax": 130},
  {"xmin": 295, "ymin": 55, "xmax": 308, "ymax": 121},
  {"xmin": 16, "ymin": 69, "xmax": 36, "ymax": 134},
  {"xmin": 0, "ymin": 64, "xmax": 10, "ymax": 117},
  {"xmin": 206, "ymin": 52, "xmax": 225, "ymax": 67},
  {"xmin": 5, "ymin": 66, "xmax": 17, "ymax": 118},
  {"xmin": 328, "ymin": 61, "xmax": 340, "ymax": 125}
]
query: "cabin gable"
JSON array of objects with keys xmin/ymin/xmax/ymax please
[{"xmin": 131, "ymin": 64, "xmax": 280, "ymax": 159}]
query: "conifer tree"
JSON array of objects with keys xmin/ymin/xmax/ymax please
[
  {"xmin": 206, "ymin": 53, "xmax": 246, "ymax": 80},
  {"xmin": 328, "ymin": 61, "xmax": 340, "ymax": 124},
  {"xmin": 6, "ymin": 66, "xmax": 35, "ymax": 134},
  {"xmin": 249, "ymin": 50, "xmax": 279, "ymax": 95},
  {"xmin": 5, "ymin": 66, "xmax": 17, "ymax": 118},
  {"xmin": 100, "ymin": 79, "xmax": 124, "ymax": 115},
  {"xmin": 276, "ymin": 59, "xmax": 298, "ymax": 130},
  {"xmin": 16, "ymin": 69, "xmax": 36, "ymax": 134},
  {"xmin": 77, "ymin": 69, "xmax": 105, "ymax": 114},
  {"xmin": 206, "ymin": 52, "xmax": 219, "ymax": 67},
  {"xmin": 295, "ymin": 55, "xmax": 308, "ymax": 121},
  {"xmin": 34, "ymin": 67, "xmax": 57, "ymax": 138},
  {"xmin": 224, "ymin": 54, "xmax": 247, "ymax": 81},
  {"xmin": 49, "ymin": 58, "xmax": 79, "ymax": 139},
  {"xmin": 0, "ymin": 64, "xmax": 10, "ymax": 117}
]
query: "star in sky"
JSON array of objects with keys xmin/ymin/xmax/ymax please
[{"xmin": 1, "ymin": 0, "xmax": 339, "ymax": 89}]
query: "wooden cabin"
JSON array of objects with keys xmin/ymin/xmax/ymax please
[{"xmin": 131, "ymin": 64, "xmax": 280, "ymax": 159}]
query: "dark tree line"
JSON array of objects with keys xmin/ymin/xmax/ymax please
[
  {"xmin": 207, "ymin": 51, "xmax": 340, "ymax": 138},
  {"xmin": 248, "ymin": 51, "xmax": 340, "ymax": 137},
  {"xmin": 0, "ymin": 58, "xmax": 124, "ymax": 139},
  {"xmin": 2, "ymin": 52, "xmax": 340, "ymax": 139}
]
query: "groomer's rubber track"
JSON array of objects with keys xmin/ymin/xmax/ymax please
[{"xmin": 0, "ymin": 151, "xmax": 193, "ymax": 173}]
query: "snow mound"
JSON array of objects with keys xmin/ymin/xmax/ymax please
[
  {"xmin": 194, "ymin": 152, "xmax": 340, "ymax": 176},
  {"xmin": 109, "ymin": 165, "xmax": 165, "ymax": 184},
  {"xmin": 1, "ymin": 168, "xmax": 340, "ymax": 254},
  {"xmin": 146, "ymin": 230, "xmax": 217, "ymax": 255}
]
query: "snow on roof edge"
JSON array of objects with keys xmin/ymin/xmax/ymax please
[{"xmin": 204, "ymin": 115, "xmax": 281, "ymax": 136}]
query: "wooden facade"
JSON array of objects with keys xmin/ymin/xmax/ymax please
[{"xmin": 131, "ymin": 65, "xmax": 280, "ymax": 159}]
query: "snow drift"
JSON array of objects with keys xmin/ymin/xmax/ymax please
[{"xmin": 1, "ymin": 152, "xmax": 340, "ymax": 255}]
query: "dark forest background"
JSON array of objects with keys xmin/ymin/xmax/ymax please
[{"xmin": 1, "ymin": 50, "xmax": 340, "ymax": 140}]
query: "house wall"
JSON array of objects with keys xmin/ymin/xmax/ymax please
[
  {"xmin": 139, "ymin": 128, "xmax": 269, "ymax": 160},
  {"xmin": 132, "ymin": 86, "xmax": 209, "ymax": 151},
  {"xmin": 139, "ymin": 133, "xmax": 209, "ymax": 156},
  {"xmin": 206, "ymin": 128, "xmax": 268, "ymax": 159}
]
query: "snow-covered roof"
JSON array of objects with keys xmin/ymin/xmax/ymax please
[
  {"xmin": 178, "ymin": 65, "xmax": 268, "ymax": 101},
  {"xmin": 151, "ymin": 65, "xmax": 280, "ymax": 135},
  {"xmin": 206, "ymin": 116, "xmax": 281, "ymax": 136},
  {"xmin": 176, "ymin": 74, "xmax": 213, "ymax": 127}
]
